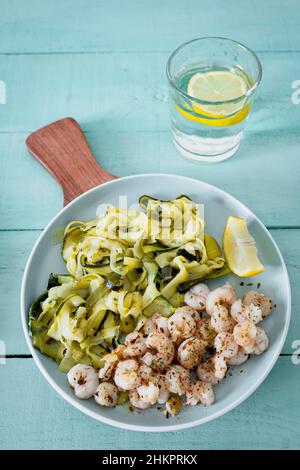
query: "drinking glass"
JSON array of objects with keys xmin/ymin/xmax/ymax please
[{"xmin": 166, "ymin": 37, "xmax": 262, "ymax": 163}]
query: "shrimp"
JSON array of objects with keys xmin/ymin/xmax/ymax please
[
  {"xmin": 196, "ymin": 316, "xmax": 217, "ymax": 346},
  {"xmin": 227, "ymin": 347, "xmax": 249, "ymax": 366},
  {"xmin": 165, "ymin": 365, "xmax": 190, "ymax": 395},
  {"xmin": 197, "ymin": 354, "xmax": 227, "ymax": 384},
  {"xmin": 144, "ymin": 313, "xmax": 170, "ymax": 336},
  {"xmin": 143, "ymin": 331, "xmax": 175, "ymax": 371},
  {"xmin": 139, "ymin": 364, "xmax": 155, "ymax": 383},
  {"xmin": 136, "ymin": 382, "xmax": 159, "ymax": 405},
  {"xmin": 206, "ymin": 283, "xmax": 237, "ymax": 316},
  {"xmin": 67, "ymin": 364, "xmax": 99, "ymax": 399},
  {"xmin": 164, "ymin": 395, "xmax": 182, "ymax": 416},
  {"xmin": 243, "ymin": 291, "xmax": 273, "ymax": 318},
  {"xmin": 177, "ymin": 337, "xmax": 207, "ymax": 369},
  {"xmin": 213, "ymin": 353, "xmax": 228, "ymax": 380},
  {"xmin": 168, "ymin": 306, "xmax": 200, "ymax": 344},
  {"xmin": 155, "ymin": 316, "xmax": 170, "ymax": 336},
  {"xmin": 186, "ymin": 381, "xmax": 215, "ymax": 406},
  {"xmin": 123, "ymin": 331, "xmax": 147, "ymax": 357},
  {"xmin": 94, "ymin": 382, "xmax": 118, "ymax": 407},
  {"xmin": 114, "ymin": 359, "xmax": 141, "ymax": 391},
  {"xmin": 214, "ymin": 332, "xmax": 238, "ymax": 359},
  {"xmin": 211, "ymin": 304, "xmax": 235, "ymax": 333},
  {"xmin": 184, "ymin": 283, "xmax": 210, "ymax": 311},
  {"xmin": 139, "ymin": 366, "xmax": 169, "ymax": 403},
  {"xmin": 197, "ymin": 360, "xmax": 218, "ymax": 385},
  {"xmin": 231, "ymin": 299, "xmax": 262, "ymax": 324},
  {"xmin": 129, "ymin": 389, "xmax": 151, "ymax": 410},
  {"xmin": 98, "ymin": 353, "xmax": 119, "ymax": 381},
  {"xmin": 252, "ymin": 327, "xmax": 269, "ymax": 355},
  {"xmin": 233, "ymin": 321, "xmax": 257, "ymax": 353},
  {"xmin": 157, "ymin": 376, "xmax": 170, "ymax": 404},
  {"xmin": 98, "ymin": 345, "xmax": 125, "ymax": 380}
]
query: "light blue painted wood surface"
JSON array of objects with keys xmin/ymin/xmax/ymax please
[
  {"xmin": 1, "ymin": 356, "xmax": 299, "ymax": 450},
  {"xmin": 1, "ymin": 0, "xmax": 300, "ymax": 53},
  {"xmin": 0, "ymin": 0, "xmax": 299, "ymax": 450}
]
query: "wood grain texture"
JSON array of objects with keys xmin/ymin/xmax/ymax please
[
  {"xmin": 0, "ymin": 229, "xmax": 298, "ymax": 355},
  {"xmin": 0, "ymin": 0, "xmax": 299, "ymax": 451},
  {"xmin": 0, "ymin": 356, "xmax": 299, "ymax": 449},
  {"xmin": 0, "ymin": 51, "xmax": 299, "ymax": 227},
  {"xmin": 0, "ymin": 51, "xmax": 299, "ymax": 134},
  {"xmin": 1, "ymin": 131, "xmax": 300, "ymax": 229},
  {"xmin": 26, "ymin": 117, "xmax": 115, "ymax": 205},
  {"xmin": 0, "ymin": 0, "xmax": 300, "ymax": 53}
]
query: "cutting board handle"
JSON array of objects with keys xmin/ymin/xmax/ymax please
[{"xmin": 26, "ymin": 117, "xmax": 116, "ymax": 206}]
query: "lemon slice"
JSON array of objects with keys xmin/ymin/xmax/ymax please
[
  {"xmin": 187, "ymin": 70, "xmax": 248, "ymax": 116},
  {"xmin": 223, "ymin": 216, "xmax": 264, "ymax": 277}
]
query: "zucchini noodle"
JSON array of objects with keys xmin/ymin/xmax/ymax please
[{"xmin": 29, "ymin": 195, "xmax": 229, "ymax": 371}]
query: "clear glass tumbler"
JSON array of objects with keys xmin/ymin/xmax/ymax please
[{"xmin": 166, "ymin": 37, "xmax": 262, "ymax": 163}]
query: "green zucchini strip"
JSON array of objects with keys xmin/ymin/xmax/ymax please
[{"xmin": 29, "ymin": 195, "xmax": 229, "ymax": 371}]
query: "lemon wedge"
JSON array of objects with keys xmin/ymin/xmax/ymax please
[
  {"xmin": 187, "ymin": 70, "xmax": 248, "ymax": 117},
  {"xmin": 223, "ymin": 216, "xmax": 264, "ymax": 277}
]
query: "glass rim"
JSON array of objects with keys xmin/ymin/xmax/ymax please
[{"xmin": 166, "ymin": 36, "xmax": 263, "ymax": 106}]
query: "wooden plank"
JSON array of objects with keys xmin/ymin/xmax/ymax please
[
  {"xmin": 0, "ymin": 129, "xmax": 299, "ymax": 229},
  {"xmin": 0, "ymin": 356, "xmax": 298, "ymax": 449},
  {"xmin": 1, "ymin": 51, "xmax": 299, "ymax": 227},
  {"xmin": 0, "ymin": 0, "xmax": 300, "ymax": 53},
  {"xmin": 1, "ymin": 0, "xmax": 299, "ymax": 452},
  {"xmin": 0, "ymin": 229, "xmax": 298, "ymax": 354},
  {"xmin": 0, "ymin": 51, "xmax": 299, "ymax": 133}
]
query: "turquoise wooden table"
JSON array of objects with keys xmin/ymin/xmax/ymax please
[{"xmin": 1, "ymin": 0, "xmax": 300, "ymax": 450}]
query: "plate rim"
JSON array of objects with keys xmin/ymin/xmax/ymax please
[{"xmin": 20, "ymin": 173, "xmax": 291, "ymax": 432}]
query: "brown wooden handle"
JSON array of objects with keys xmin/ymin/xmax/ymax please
[{"xmin": 26, "ymin": 117, "xmax": 117, "ymax": 205}]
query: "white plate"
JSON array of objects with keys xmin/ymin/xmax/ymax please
[{"xmin": 20, "ymin": 174, "xmax": 291, "ymax": 432}]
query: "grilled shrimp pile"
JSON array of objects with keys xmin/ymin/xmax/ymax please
[{"xmin": 67, "ymin": 282, "xmax": 273, "ymax": 416}]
